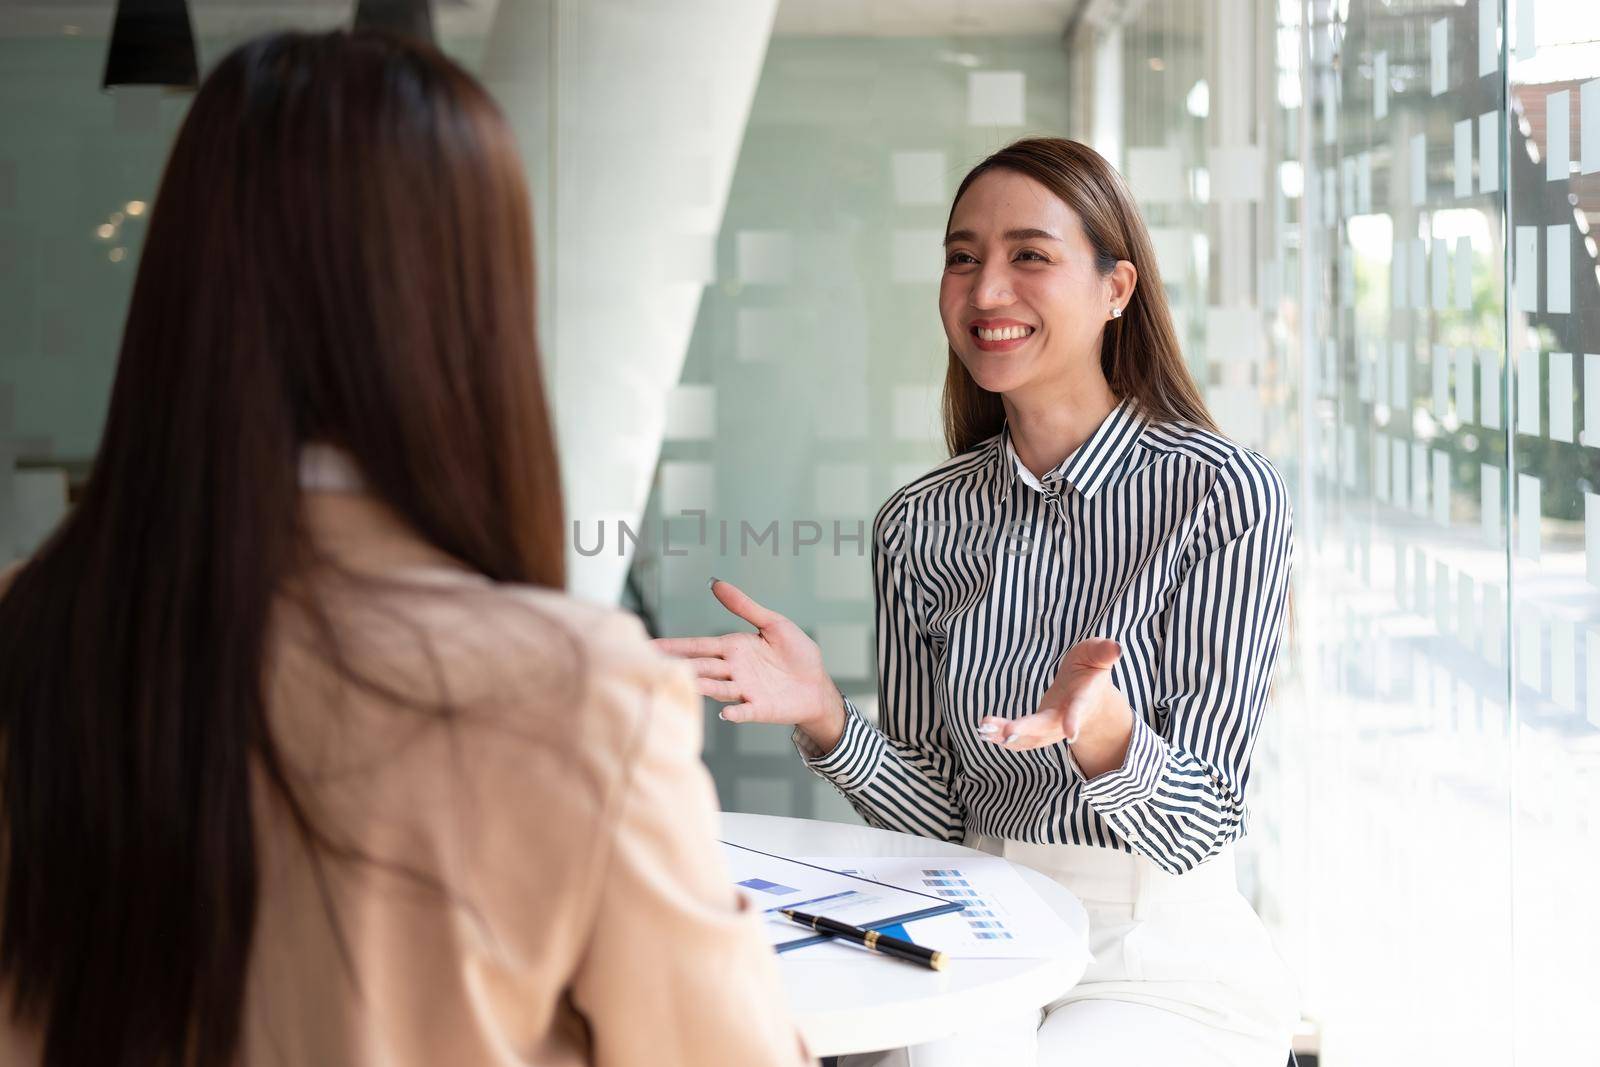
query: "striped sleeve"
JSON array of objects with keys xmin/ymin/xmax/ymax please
[
  {"xmin": 795, "ymin": 490, "xmax": 965, "ymax": 842},
  {"xmin": 1076, "ymin": 450, "xmax": 1294, "ymax": 874}
]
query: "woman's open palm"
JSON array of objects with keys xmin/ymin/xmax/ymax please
[
  {"xmin": 977, "ymin": 636, "xmax": 1121, "ymax": 749},
  {"xmin": 653, "ymin": 580, "xmax": 839, "ymax": 729}
]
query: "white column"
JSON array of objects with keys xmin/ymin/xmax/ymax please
[
  {"xmin": 483, "ymin": 0, "xmax": 779, "ymax": 604},
  {"xmin": 1091, "ymin": 25, "xmax": 1124, "ymax": 169}
]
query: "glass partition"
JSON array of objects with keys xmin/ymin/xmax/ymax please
[{"xmin": 1505, "ymin": 0, "xmax": 1600, "ymax": 1058}]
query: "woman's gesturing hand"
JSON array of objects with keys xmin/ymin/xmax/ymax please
[
  {"xmin": 653, "ymin": 579, "xmax": 848, "ymax": 752},
  {"xmin": 975, "ymin": 637, "xmax": 1135, "ymax": 777}
]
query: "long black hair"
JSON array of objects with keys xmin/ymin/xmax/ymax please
[{"xmin": 0, "ymin": 30, "xmax": 563, "ymax": 1067}]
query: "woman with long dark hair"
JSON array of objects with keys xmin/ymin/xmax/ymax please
[
  {"xmin": 0, "ymin": 30, "xmax": 808, "ymax": 1067},
  {"xmin": 660, "ymin": 138, "xmax": 1299, "ymax": 1064}
]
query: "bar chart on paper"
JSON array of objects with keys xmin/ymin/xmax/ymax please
[
  {"xmin": 721, "ymin": 842, "xmax": 961, "ymax": 951},
  {"xmin": 792, "ymin": 856, "xmax": 1075, "ymax": 959}
]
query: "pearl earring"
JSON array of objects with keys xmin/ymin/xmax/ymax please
[{"xmin": 1110, "ymin": 306, "xmax": 1122, "ymax": 319}]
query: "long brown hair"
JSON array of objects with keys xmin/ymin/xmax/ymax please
[
  {"xmin": 941, "ymin": 137, "xmax": 1217, "ymax": 455},
  {"xmin": 0, "ymin": 30, "xmax": 562, "ymax": 1067}
]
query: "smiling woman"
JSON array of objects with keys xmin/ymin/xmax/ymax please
[
  {"xmin": 658, "ymin": 137, "xmax": 1298, "ymax": 1066},
  {"xmin": 938, "ymin": 138, "xmax": 1213, "ymax": 460}
]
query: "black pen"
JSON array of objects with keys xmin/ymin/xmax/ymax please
[{"xmin": 780, "ymin": 908, "xmax": 948, "ymax": 971}]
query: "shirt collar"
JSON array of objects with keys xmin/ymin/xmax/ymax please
[{"xmin": 994, "ymin": 397, "xmax": 1149, "ymax": 504}]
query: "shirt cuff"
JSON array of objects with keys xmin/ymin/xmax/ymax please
[
  {"xmin": 792, "ymin": 697, "xmax": 885, "ymax": 793},
  {"xmin": 1076, "ymin": 712, "xmax": 1168, "ymax": 814}
]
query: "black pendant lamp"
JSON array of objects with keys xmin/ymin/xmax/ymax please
[
  {"xmin": 102, "ymin": 0, "xmax": 198, "ymax": 91},
  {"xmin": 354, "ymin": 0, "xmax": 436, "ymax": 43}
]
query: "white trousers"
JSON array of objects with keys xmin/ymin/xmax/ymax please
[{"xmin": 841, "ymin": 836, "xmax": 1299, "ymax": 1067}]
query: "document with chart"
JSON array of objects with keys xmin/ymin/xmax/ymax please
[
  {"xmin": 721, "ymin": 842, "xmax": 964, "ymax": 952},
  {"xmin": 791, "ymin": 855, "xmax": 1078, "ymax": 959}
]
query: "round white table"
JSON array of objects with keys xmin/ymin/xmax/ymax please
[{"xmin": 721, "ymin": 812, "xmax": 1091, "ymax": 1060}]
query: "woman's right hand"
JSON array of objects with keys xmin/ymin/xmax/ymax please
[{"xmin": 652, "ymin": 579, "xmax": 847, "ymax": 754}]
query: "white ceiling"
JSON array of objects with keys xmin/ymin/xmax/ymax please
[
  {"xmin": 0, "ymin": 0, "xmax": 1085, "ymax": 40},
  {"xmin": 773, "ymin": 0, "xmax": 1081, "ymax": 37}
]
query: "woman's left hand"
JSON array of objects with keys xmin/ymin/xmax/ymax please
[{"xmin": 977, "ymin": 637, "xmax": 1135, "ymax": 776}]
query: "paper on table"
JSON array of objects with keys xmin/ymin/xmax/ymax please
[
  {"xmin": 785, "ymin": 856, "xmax": 1077, "ymax": 960},
  {"xmin": 722, "ymin": 842, "xmax": 960, "ymax": 951}
]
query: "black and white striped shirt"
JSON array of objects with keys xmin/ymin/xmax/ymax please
[{"xmin": 797, "ymin": 398, "xmax": 1294, "ymax": 875}]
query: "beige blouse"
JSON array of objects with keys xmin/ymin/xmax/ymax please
[{"xmin": 0, "ymin": 491, "xmax": 812, "ymax": 1067}]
